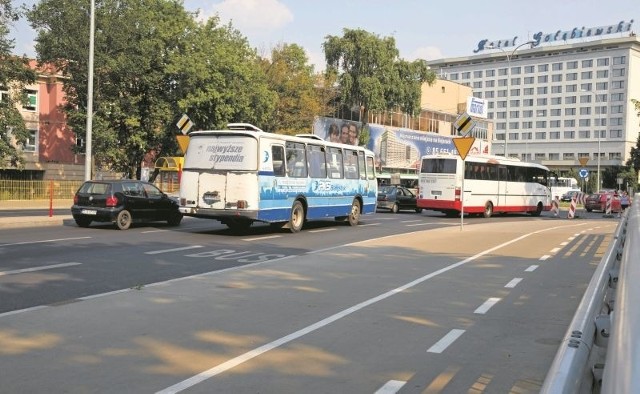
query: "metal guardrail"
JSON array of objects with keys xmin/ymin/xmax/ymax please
[{"xmin": 541, "ymin": 193, "xmax": 637, "ymax": 393}]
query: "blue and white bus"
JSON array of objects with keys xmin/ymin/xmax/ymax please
[{"xmin": 178, "ymin": 123, "xmax": 378, "ymax": 232}]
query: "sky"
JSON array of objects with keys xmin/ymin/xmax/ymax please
[{"xmin": 8, "ymin": 0, "xmax": 640, "ymax": 71}]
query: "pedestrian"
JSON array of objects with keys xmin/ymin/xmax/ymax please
[{"xmin": 620, "ymin": 191, "xmax": 630, "ymax": 211}]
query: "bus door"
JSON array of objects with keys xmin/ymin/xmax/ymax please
[{"xmin": 498, "ymin": 165, "xmax": 508, "ymax": 207}]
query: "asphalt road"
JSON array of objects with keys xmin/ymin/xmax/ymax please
[{"xmin": 0, "ymin": 210, "xmax": 620, "ymax": 393}]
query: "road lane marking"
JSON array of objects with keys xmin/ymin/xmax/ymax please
[
  {"xmin": 308, "ymin": 228, "xmax": 336, "ymax": 233},
  {"xmin": 359, "ymin": 223, "xmax": 381, "ymax": 227},
  {"xmin": 0, "ymin": 262, "xmax": 81, "ymax": 276},
  {"xmin": 242, "ymin": 235, "xmax": 281, "ymax": 241},
  {"xmin": 540, "ymin": 255, "xmax": 551, "ymax": 260},
  {"xmin": 374, "ymin": 380, "xmax": 406, "ymax": 394},
  {"xmin": 0, "ymin": 305, "xmax": 49, "ymax": 318},
  {"xmin": 474, "ymin": 298, "xmax": 501, "ymax": 314},
  {"xmin": 145, "ymin": 246, "xmax": 203, "ymax": 255},
  {"xmin": 406, "ymin": 222, "xmax": 449, "ymax": 227},
  {"xmin": 560, "ymin": 241, "xmax": 568, "ymax": 246},
  {"xmin": 157, "ymin": 224, "xmax": 582, "ymax": 393},
  {"xmin": 505, "ymin": 278, "xmax": 523, "ymax": 288},
  {"xmin": 550, "ymin": 247, "xmax": 561, "ymax": 254},
  {"xmin": 525, "ymin": 265, "xmax": 539, "ymax": 272},
  {"xmin": 401, "ymin": 219, "xmax": 422, "ymax": 223},
  {"xmin": 0, "ymin": 236, "xmax": 91, "ymax": 247},
  {"xmin": 427, "ymin": 329, "xmax": 466, "ymax": 354},
  {"xmin": 141, "ymin": 229, "xmax": 169, "ymax": 233}
]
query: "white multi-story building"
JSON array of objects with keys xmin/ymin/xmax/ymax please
[{"xmin": 428, "ymin": 32, "xmax": 640, "ymax": 182}]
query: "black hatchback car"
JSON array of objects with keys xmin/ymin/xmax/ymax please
[
  {"xmin": 377, "ymin": 185, "xmax": 422, "ymax": 213},
  {"xmin": 71, "ymin": 180, "xmax": 183, "ymax": 230}
]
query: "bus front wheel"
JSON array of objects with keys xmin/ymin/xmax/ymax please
[
  {"xmin": 287, "ymin": 201, "xmax": 305, "ymax": 233},
  {"xmin": 483, "ymin": 202, "xmax": 493, "ymax": 218},
  {"xmin": 531, "ymin": 202, "xmax": 543, "ymax": 216},
  {"xmin": 348, "ymin": 199, "xmax": 361, "ymax": 226}
]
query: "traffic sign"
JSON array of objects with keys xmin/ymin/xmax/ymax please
[
  {"xmin": 578, "ymin": 157, "xmax": 589, "ymax": 166},
  {"xmin": 176, "ymin": 113, "xmax": 194, "ymax": 135},
  {"xmin": 453, "ymin": 112, "xmax": 476, "ymax": 136},
  {"xmin": 453, "ymin": 137, "xmax": 476, "ymax": 161},
  {"xmin": 579, "ymin": 168, "xmax": 589, "ymax": 178},
  {"xmin": 176, "ymin": 135, "xmax": 190, "ymax": 154}
]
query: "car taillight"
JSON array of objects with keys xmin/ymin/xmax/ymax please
[
  {"xmin": 73, "ymin": 194, "xmax": 78, "ymax": 204},
  {"xmin": 454, "ymin": 187, "xmax": 461, "ymax": 201},
  {"xmin": 106, "ymin": 196, "xmax": 119, "ymax": 207}
]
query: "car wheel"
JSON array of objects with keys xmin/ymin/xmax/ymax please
[
  {"xmin": 116, "ymin": 210, "xmax": 132, "ymax": 230},
  {"xmin": 414, "ymin": 208, "xmax": 423, "ymax": 213},
  {"xmin": 483, "ymin": 202, "xmax": 493, "ymax": 218},
  {"xmin": 167, "ymin": 211, "xmax": 183, "ymax": 226},
  {"xmin": 347, "ymin": 199, "xmax": 361, "ymax": 226},
  {"xmin": 286, "ymin": 200, "xmax": 305, "ymax": 233},
  {"xmin": 75, "ymin": 218, "xmax": 92, "ymax": 228},
  {"xmin": 391, "ymin": 203, "xmax": 399, "ymax": 213}
]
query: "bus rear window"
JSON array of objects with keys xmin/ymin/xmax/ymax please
[{"xmin": 421, "ymin": 158, "xmax": 456, "ymax": 174}]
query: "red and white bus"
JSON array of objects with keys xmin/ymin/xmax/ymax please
[{"xmin": 417, "ymin": 154, "xmax": 552, "ymax": 217}]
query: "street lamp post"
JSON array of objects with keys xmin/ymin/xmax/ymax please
[
  {"xmin": 582, "ymin": 89, "xmax": 602, "ymax": 191},
  {"xmin": 84, "ymin": 0, "xmax": 95, "ymax": 181},
  {"xmin": 487, "ymin": 41, "xmax": 535, "ymax": 158}
]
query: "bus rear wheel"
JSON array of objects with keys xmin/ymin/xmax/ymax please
[
  {"xmin": 348, "ymin": 199, "xmax": 361, "ymax": 226},
  {"xmin": 531, "ymin": 202, "xmax": 543, "ymax": 216},
  {"xmin": 287, "ymin": 201, "xmax": 305, "ymax": 233},
  {"xmin": 483, "ymin": 202, "xmax": 493, "ymax": 218}
]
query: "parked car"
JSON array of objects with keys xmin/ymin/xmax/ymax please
[
  {"xmin": 560, "ymin": 190, "xmax": 580, "ymax": 202},
  {"xmin": 377, "ymin": 185, "xmax": 422, "ymax": 213},
  {"xmin": 71, "ymin": 180, "xmax": 183, "ymax": 230},
  {"xmin": 584, "ymin": 192, "xmax": 621, "ymax": 213}
]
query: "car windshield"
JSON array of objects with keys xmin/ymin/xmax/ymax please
[{"xmin": 379, "ymin": 186, "xmax": 396, "ymax": 194}]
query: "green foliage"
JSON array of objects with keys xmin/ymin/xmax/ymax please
[
  {"xmin": 0, "ymin": 0, "xmax": 36, "ymax": 168},
  {"xmin": 323, "ymin": 28, "xmax": 436, "ymax": 128},
  {"xmin": 627, "ymin": 99, "xmax": 640, "ymax": 173}
]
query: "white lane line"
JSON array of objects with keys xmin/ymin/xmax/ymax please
[
  {"xmin": 141, "ymin": 229, "xmax": 169, "ymax": 233},
  {"xmin": 568, "ymin": 237, "xmax": 575, "ymax": 241},
  {"xmin": 0, "ymin": 305, "xmax": 49, "ymax": 318},
  {"xmin": 505, "ymin": 278, "xmax": 523, "ymax": 288},
  {"xmin": 157, "ymin": 224, "xmax": 582, "ymax": 394},
  {"xmin": 540, "ymin": 255, "xmax": 551, "ymax": 261},
  {"xmin": 550, "ymin": 247, "xmax": 561, "ymax": 254},
  {"xmin": 145, "ymin": 246, "xmax": 203, "ymax": 255},
  {"xmin": 242, "ymin": 235, "xmax": 281, "ymax": 241},
  {"xmin": 0, "ymin": 262, "xmax": 81, "ymax": 276},
  {"xmin": 308, "ymin": 228, "xmax": 336, "ymax": 233},
  {"xmin": 0, "ymin": 236, "xmax": 91, "ymax": 247},
  {"xmin": 359, "ymin": 223, "xmax": 381, "ymax": 227},
  {"xmin": 374, "ymin": 380, "xmax": 406, "ymax": 394},
  {"xmin": 474, "ymin": 297, "xmax": 501, "ymax": 314},
  {"xmin": 525, "ymin": 265, "xmax": 539, "ymax": 272},
  {"xmin": 406, "ymin": 222, "xmax": 442, "ymax": 227},
  {"xmin": 560, "ymin": 241, "xmax": 568, "ymax": 246},
  {"xmin": 401, "ymin": 219, "xmax": 422, "ymax": 223},
  {"xmin": 427, "ymin": 329, "xmax": 466, "ymax": 354}
]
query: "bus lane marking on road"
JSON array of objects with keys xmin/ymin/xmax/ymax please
[
  {"xmin": 242, "ymin": 235, "xmax": 281, "ymax": 241},
  {"xmin": 374, "ymin": 380, "xmax": 407, "ymax": 394},
  {"xmin": 156, "ymin": 223, "xmax": 583, "ymax": 394},
  {"xmin": 0, "ymin": 262, "xmax": 81, "ymax": 276},
  {"xmin": 560, "ymin": 241, "xmax": 568, "ymax": 246},
  {"xmin": 145, "ymin": 246, "xmax": 204, "ymax": 255},
  {"xmin": 308, "ymin": 228, "xmax": 336, "ymax": 233},
  {"xmin": 505, "ymin": 278, "xmax": 523, "ymax": 288},
  {"xmin": 474, "ymin": 297, "xmax": 501, "ymax": 314},
  {"xmin": 525, "ymin": 265, "xmax": 539, "ymax": 272},
  {"xmin": 540, "ymin": 255, "xmax": 551, "ymax": 261},
  {"xmin": 0, "ymin": 236, "xmax": 91, "ymax": 247},
  {"xmin": 550, "ymin": 247, "xmax": 561, "ymax": 254},
  {"xmin": 427, "ymin": 329, "xmax": 466, "ymax": 354}
]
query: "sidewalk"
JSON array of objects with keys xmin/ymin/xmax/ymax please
[{"xmin": 0, "ymin": 199, "xmax": 73, "ymax": 229}]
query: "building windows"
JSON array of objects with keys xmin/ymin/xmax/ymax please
[
  {"xmin": 611, "ymin": 93, "xmax": 624, "ymax": 101},
  {"xmin": 612, "ymin": 56, "xmax": 626, "ymax": 65},
  {"xmin": 596, "ymin": 58, "xmax": 609, "ymax": 66},
  {"xmin": 596, "ymin": 82, "xmax": 608, "ymax": 90},
  {"xmin": 523, "ymin": 110, "xmax": 533, "ymax": 117},
  {"xmin": 511, "ymin": 66, "xmax": 522, "ymax": 75},
  {"xmin": 564, "ymin": 119, "xmax": 575, "ymax": 127},
  {"xmin": 508, "ymin": 122, "xmax": 519, "ymax": 130},
  {"xmin": 566, "ymin": 84, "xmax": 577, "ymax": 92},
  {"xmin": 24, "ymin": 90, "xmax": 37, "ymax": 111},
  {"xmin": 550, "ymin": 109, "xmax": 561, "ymax": 116},
  {"xmin": 522, "ymin": 132, "xmax": 532, "ymax": 140},
  {"xmin": 537, "ymin": 75, "xmax": 548, "ymax": 83},
  {"xmin": 449, "ymin": 73, "xmax": 459, "ymax": 80},
  {"xmin": 551, "ymin": 85, "xmax": 562, "ymax": 94},
  {"xmin": 549, "ymin": 153, "xmax": 560, "ymax": 160},
  {"xmin": 609, "ymin": 152, "xmax": 622, "ymax": 160},
  {"xmin": 524, "ymin": 65, "xmax": 535, "ymax": 73},
  {"xmin": 550, "ymin": 120, "xmax": 561, "ymax": 127},
  {"xmin": 485, "ymin": 80, "xmax": 495, "ymax": 88},
  {"xmin": 610, "ymin": 105, "xmax": 623, "ymax": 114},
  {"xmin": 580, "ymin": 107, "xmax": 591, "ymax": 115},
  {"xmin": 498, "ymin": 79, "xmax": 507, "ymax": 87},
  {"xmin": 510, "ymin": 88, "xmax": 520, "ymax": 96},
  {"xmin": 612, "ymin": 80, "xmax": 624, "ymax": 89},
  {"xmin": 610, "ymin": 117, "xmax": 623, "ymax": 125},
  {"xmin": 580, "ymin": 83, "xmax": 592, "ymax": 92},
  {"xmin": 536, "ymin": 109, "xmax": 547, "ymax": 117},
  {"xmin": 538, "ymin": 64, "xmax": 549, "ymax": 72},
  {"xmin": 497, "ymin": 89, "xmax": 507, "ymax": 98},
  {"xmin": 509, "ymin": 110, "xmax": 520, "ymax": 118},
  {"xmin": 473, "ymin": 92, "xmax": 482, "ymax": 98},
  {"xmin": 535, "ymin": 153, "xmax": 546, "ymax": 160},
  {"xmin": 524, "ymin": 87, "xmax": 534, "ymax": 95},
  {"xmin": 564, "ymin": 131, "xmax": 575, "ymax": 139},
  {"xmin": 579, "ymin": 130, "xmax": 591, "ymax": 139},
  {"xmin": 473, "ymin": 70, "xmax": 483, "ymax": 78},
  {"xmin": 485, "ymin": 91, "xmax": 495, "ymax": 98},
  {"xmin": 462, "ymin": 72, "xmax": 471, "ymax": 79},
  {"xmin": 565, "ymin": 96, "xmax": 577, "ymax": 104},
  {"xmin": 579, "ymin": 95, "xmax": 592, "ymax": 104},
  {"xmin": 508, "ymin": 132, "xmax": 519, "ymax": 140},
  {"xmin": 550, "ymin": 97, "xmax": 562, "ymax": 105},
  {"xmin": 551, "ymin": 74, "xmax": 563, "ymax": 82},
  {"xmin": 523, "ymin": 99, "xmax": 534, "ymax": 107},
  {"xmin": 485, "ymin": 69, "xmax": 495, "ymax": 77},
  {"xmin": 473, "ymin": 81, "xmax": 483, "ymax": 88},
  {"xmin": 497, "ymin": 100, "xmax": 507, "ymax": 108},
  {"xmin": 549, "ymin": 132, "xmax": 561, "ymax": 140},
  {"xmin": 578, "ymin": 153, "xmax": 590, "ymax": 160},
  {"xmin": 498, "ymin": 68, "xmax": 508, "ymax": 76},
  {"xmin": 582, "ymin": 59, "xmax": 593, "ymax": 68},
  {"xmin": 537, "ymin": 86, "xmax": 548, "ymax": 94},
  {"xmin": 567, "ymin": 61, "xmax": 578, "ymax": 69},
  {"xmin": 524, "ymin": 76, "xmax": 534, "ymax": 84},
  {"xmin": 24, "ymin": 129, "xmax": 37, "ymax": 152},
  {"xmin": 522, "ymin": 121, "xmax": 533, "ymax": 128},
  {"xmin": 510, "ymin": 77, "xmax": 521, "ymax": 86},
  {"xmin": 581, "ymin": 71, "xmax": 592, "ymax": 79},
  {"xmin": 566, "ymin": 73, "xmax": 578, "ymax": 81},
  {"xmin": 563, "ymin": 153, "xmax": 575, "ymax": 160},
  {"xmin": 536, "ymin": 120, "xmax": 547, "ymax": 128},
  {"xmin": 579, "ymin": 119, "xmax": 590, "ymax": 127},
  {"xmin": 596, "ymin": 70, "xmax": 608, "ymax": 78},
  {"xmin": 537, "ymin": 98, "xmax": 547, "ymax": 105},
  {"xmin": 552, "ymin": 62, "xmax": 563, "ymax": 71},
  {"xmin": 610, "ymin": 130, "xmax": 623, "ymax": 139},
  {"xmin": 535, "ymin": 132, "xmax": 546, "ymax": 140}
]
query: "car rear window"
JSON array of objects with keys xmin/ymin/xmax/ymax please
[{"xmin": 79, "ymin": 182, "xmax": 111, "ymax": 194}]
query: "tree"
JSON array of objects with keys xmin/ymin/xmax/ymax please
[
  {"xmin": 0, "ymin": 0, "xmax": 36, "ymax": 168},
  {"xmin": 323, "ymin": 28, "xmax": 436, "ymax": 144},
  {"xmin": 626, "ymin": 99, "xmax": 640, "ymax": 173},
  {"xmin": 259, "ymin": 43, "xmax": 324, "ymax": 135}
]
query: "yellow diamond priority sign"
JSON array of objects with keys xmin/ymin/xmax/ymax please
[{"xmin": 453, "ymin": 137, "xmax": 476, "ymax": 161}]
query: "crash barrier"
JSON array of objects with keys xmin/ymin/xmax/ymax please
[
  {"xmin": 551, "ymin": 197, "xmax": 560, "ymax": 217},
  {"xmin": 603, "ymin": 194, "xmax": 613, "ymax": 218},
  {"xmin": 568, "ymin": 196, "xmax": 577, "ymax": 219},
  {"xmin": 541, "ymin": 193, "xmax": 638, "ymax": 393}
]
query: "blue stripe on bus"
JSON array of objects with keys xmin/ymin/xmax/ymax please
[{"xmin": 256, "ymin": 202, "xmax": 376, "ymax": 222}]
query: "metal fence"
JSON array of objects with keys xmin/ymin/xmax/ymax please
[
  {"xmin": 0, "ymin": 180, "xmax": 83, "ymax": 201},
  {"xmin": 541, "ymin": 193, "xmax": 638, "ymax": 393}
]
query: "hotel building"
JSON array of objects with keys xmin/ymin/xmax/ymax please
[{"xmin": 428, "ymin": 30, "xmax": 640, "ymax": 184}]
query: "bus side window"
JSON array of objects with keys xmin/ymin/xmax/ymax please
[
  {"xmin": 327, "ymin": 147, "xmax": 343, "ymax": 179},
  {"xmin": 271, "ymin": 145, "xmax": 286, "ymax": 177},
  {"xmin": 366, "ymin": 156, "xmax": 376, "ymax": 180},
  {"xmin": 358, "ymin": 152, "xmax": 366, "ymax": 180},
  {"xmin": 345, "ymin": 149, "xmax": 358, "ymax": 179},
  {"xmin": 307, "ymin": 145, "xmax": 327, "ymax": 178}
]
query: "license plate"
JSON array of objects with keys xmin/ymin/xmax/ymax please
[
  {"xmin": 81, "ymin": 209, "xmax": 97, "ymax": 215},
  {"xmin": 432, "ymin": 190, "xmax": 442, "ymax": 196}
]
